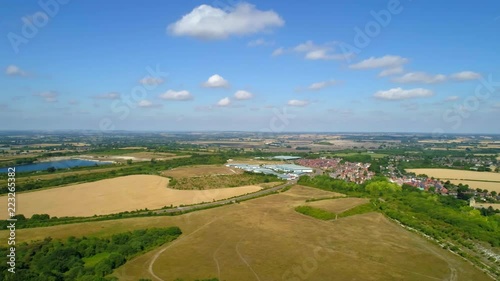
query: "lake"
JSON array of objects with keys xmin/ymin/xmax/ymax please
[{"xmin": 0, "ymin": 159, "xmax": 113, "ymax": 173}]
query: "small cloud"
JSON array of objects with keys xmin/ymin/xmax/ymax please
[
  {"xmin": 203, "ymin": 74, "xmax": 230, "ymax": 88},
  {"xmin": 234, "ymin": 90, "xmax": 254, "ymax": 100},
  {"xmin": 68, "ymin": 99, "xmax": 79, "ymax": 105},
  {"xmin": 159, "ymin": 90, "xmax": 193, "ymax": 101},
  {"xmin": 271, "ymin": 47, "xmax": 285, "ymax": 57},
  {"xmin": 292, "ymin": 41, "xmax": 345, "ymax": 60},
  {"xmin": 392, "ymin": 72, "xmax": 447, "ymax": 84},
  {"xmin": 349, "ymin": 55, "xmax": 409, "ymax": 76},
  {"xmin": 445, "ymin": 96, "xmax": 460, "ymax": 102},
  {"xmin": 349, "ymin": 55, "xmax": 409, "ymax": 70},
  {"xmin": 217, "ymin": 97, "xmax": 231, "ymax": 107},
  {"xmin": 139, "ymin": 76, "xmax": 165, "ymax": 86},
  {"xmin": 287, "ymin": 99, "xmax": 309, "ymax": 107},
  {"xmin": 167, "ymin": 3, "xmax": 284, "ymax": 40},
  {"xmin": 248, "ymin": 38, "xmax": 274, "ymax": 47},
  {"xmin": 34, "ymin": 91, "xmax": 58, "ymax": 102},
  {"xmin": 491, "ymin": 103, "xmax": 500, "ymax": 110},
  {"xmin": 138, "ymin": 100, "xmax": 161, "ymax": 108},
  {"xmin": 449, "ymin": 71, "xmax": 481, "ymax": 81},
  {"xmin": 306, "ymin": 80, "xmax": 338, "ymax": 91},
  {"xmin": 374, "ymin": 87, "xmax": 434, "ymax": 100},
  {"xmin": 5, "ymin": 65, "xmax": 29, "ymax": 77},
  {"xmin": 95, "ymin": 92, "xmax": 120, "ymax": 100},
  {"xmin": 378, "ymin": 66, "xmax": 404, "ymax": 77}
]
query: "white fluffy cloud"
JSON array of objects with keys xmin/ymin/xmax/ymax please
[
  {"xmin": 234, "ymin": 90, "xmax": 253, "ymax": 100},
  {"xmin": 449, "ymin": 71, "xmax": 481, "ymax": 81},
  {"xmin": 217, "ymin": 97, "xmax": 231, "ymax": 107},
  {"xmin": 378, "ymin": 66, "xmax": 404, "ymax": 77},
  {"xmin": 95, "ymin": 92, "xmax": 120, "ymax": 100},
  {"xmin": 349, "ymin": 55, "xmax": 409, "ymax": 76},
  {"xmin": 392, "ymin": 72, "xmax": 447, "ymax": 84},
  {"xmin": 5, "ymin": 65, "xmax": 28, "ymax": 77},
  {"xmin": 159, "ymin": 90, "xmax": 193, "ymax": 101},
  {"xmin": 203, "ymin": 74, "xmax": 229, "ymax": 88},
  {"xmin": 139, "ymin": 76, "xmax": 165, "ymax": 86},
  {"xmin": 349, "ymin": 55, "xmax": 409, "ymax": 69},
  {"xmin": 307, "ymin": 80, "xmax": 338, "ymax": 91},
  {"xmin": 137, "ymin": 100, "xmax": 159, "ymax": 108},
  {"xmin": 168, "ymin": 3, "xmax": 284, "ymax": 40},
  {"xmin": 34, "ymin": 91, "xmax": 58, "ymax": 102},
  {"xmin": 293, "ymin": 41, "xmax": 344, "ymax": 60},
  {"xmin": 374, "ymin": 88, "xmax": 434, "ymax": 100},
  {"xmin": 287, "ymin": 99, "xmax": 309, "ymax": 107},
  {"xmin": 271, "ymin": 47, "xmax": 285, "ymax": 56}
]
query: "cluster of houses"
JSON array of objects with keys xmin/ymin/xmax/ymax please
[
  {"xmin": 389, "ymin": 176, "xmax": 451, "ymax": 194},
  {"xmin": 296, "ymin": 158, "xmax": 375, "ymax": 184}
]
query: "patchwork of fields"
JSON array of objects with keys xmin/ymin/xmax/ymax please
[
  {"xmin": 0, "ymin": 186, "xmax": 491, "ymax": 281},
  {"xmin": 0, "ymin": 175, "xmax": 262, "ymax": 219}
]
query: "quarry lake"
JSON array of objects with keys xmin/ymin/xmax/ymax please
[{"xmin": 0, "ymin": 159, "xmax": 113, "ymax": 173}]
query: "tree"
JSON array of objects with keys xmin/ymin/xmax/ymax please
[
  {"xmin": 491, "ymin": 191, "xmax": 497, "ymax": 197},
  {"xmin": 126, "ymin": 159, "xmax": 133, "ymax": 165},
  {"xmin": 47, "ymin": 166, "xmax": 56, "ymax": 173}
]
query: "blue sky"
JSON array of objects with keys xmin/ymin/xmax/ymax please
[{"xmin": 1, "ymin": 0, "xmax": 500, "ymax": 133}]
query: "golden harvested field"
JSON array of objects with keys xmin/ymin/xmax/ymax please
[
  {"xmin": 407, "ymin": 169, "xmax": 500, "ymax": 193},
  {"xmin": 407, "ymin": 168, "xmax": 500, "ymax": 181},
  {"xmin": 448, "ymin": 180, "xmax": 500, "ymax": 193},
  {"xmin": 162, "ymin": 165, "xmax": 242, "ymax": 178},
  {"xmin": 0, "ymin": 185, "xmax": 490, "ymax": 280},
  {"xmin": 305, "ymin": 198, "xmax": 369, "ymax": 214},
  {"xmin": 0, "ymin": 175, "xmax": 262, "ymax": 219}
]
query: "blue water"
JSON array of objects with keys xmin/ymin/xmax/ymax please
[{"xmin": 0, "ymin": 159, "xmax": 113, "ymax": 173}]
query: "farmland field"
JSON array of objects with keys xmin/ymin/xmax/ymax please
[
  {"xmin": 162, "ymin": 164, "xmax": 242, "ymax": 178},
  {"xmin": 0, "ymin": 175, "xmax": 262, "ymax": 219},
  {"xmin": 0, "ymin": 185, "xmax": 491, "ymax": 280},
  {"xmin": 447, "ymin": 180, "xmax": 500, "ymax": 193},
  {"xmin": 407, "ymin": 168, "xmax": 500, "ymax": 193}
]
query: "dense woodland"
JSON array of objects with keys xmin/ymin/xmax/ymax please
[{"xmin": 0, "ymin": 227, "xmax": 181, "ymax": 281}]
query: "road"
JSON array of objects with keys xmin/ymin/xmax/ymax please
[{"xmin": 153, "ymin": 180, "xmax": 296, "ymax": 215}]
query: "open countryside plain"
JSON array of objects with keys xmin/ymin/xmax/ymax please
[
  {"xmin": 162, "ymin": 164, "xmax": 243, "ymax": 178},
  {"xmin": 111, "ymin": 186, "xmax": 492, "ymax": 281},
  {"xmin": 407, "ymin": 168, "xmax": 500, "ymax": 192},
  {"xmin": 305, "ymin": 197, "xmax": 369, "ymax": 214},
  {"xmin": 0, "ymin": 186, "xmax": 488, "ymax": 280},
  {"xmin": 0, "ymin": 175, "xmax": 262, "ymax": 219}
]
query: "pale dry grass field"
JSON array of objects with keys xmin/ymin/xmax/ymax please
[
  {"xmin": 305, "ymin": 198, "xmax": 369, "ymax": 214},
  {"xmin": 162, "ymin": 165, "xmax": 242, "ymax": 178},
  {"xmin": 0, "ymin": 175, "xmax": 262, "ymax": 219},
  {"xmin": 447, "ymin": 180, "xmax": 500, "ymax": 193},
  {"xmin": 0, "ymin": 186, "xmax": 491, "ymax": 281},
  {"xmin": 407, "ymin": 168, "xmax": 500, "ymax": 181}
]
